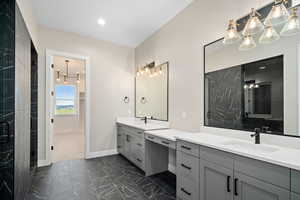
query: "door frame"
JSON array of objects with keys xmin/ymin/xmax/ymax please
[{"xmin": 45, "ymin": 49, "xmax": 91, "ymax": 164}]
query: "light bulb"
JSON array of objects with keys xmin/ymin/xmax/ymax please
[
  {"xmin": 259, "ymin": 25, "xmax": 280, "ymax": 44},
  {"xmin": 239, "ymin": 35, "xmax": 256, "ymax": 51},
  {"xmin": 223, "ymin": 20, "xmax": 241, "ymax": 45},
  {"xmin": 159, "ymin": 67, "xmax": 163, "ymax": 74},
  {"xmin": 242, "ymin": 8, "xmax": 264, "ymax": 35},
  {"xmin": 56, "ymin": 71, "xmax": 60, "ymax": 82},
  {"xmin": 76, "ymin": 72, "xmax": 80, "ymax": 83},
  {"xmin": 264, "ymin": 1, "xmax": 289, "ymax": 25},
  {"xmin": 281, "ymin": 8, "xmax": 300, "ymax": 36}
]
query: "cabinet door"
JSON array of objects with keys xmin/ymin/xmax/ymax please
[
  {"xmin": 200, "ymin": 159, "xmax": 233, "ymax": 200},
  {"xmin": 234, "ymin": 172, "xmax": 290, "ymax": 200},
  {"xmin": 124, "ymin": 134, "xmax": 132, "ymax": 160},
  {"xmin": 117, "ymin": 129, "xmax": 124, "ymax": 154}
]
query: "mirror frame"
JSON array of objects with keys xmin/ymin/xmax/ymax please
[
  {"xmin": 203, "ymin": 1, "xmax": 300, "ymax": 138},
  {"xmin": 134, "ymin": 61, "xmax": 169, "ymax": 121}
]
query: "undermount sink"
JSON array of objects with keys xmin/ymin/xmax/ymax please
[{"xmin": 221, "ymin": 140, "xmax": 279, "ymax": 153}]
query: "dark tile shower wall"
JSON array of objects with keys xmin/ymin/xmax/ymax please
[{"xmin": 0, "ymin": 0, "xmax": 15, "ymax": 199}]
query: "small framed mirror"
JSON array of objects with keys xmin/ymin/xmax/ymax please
[{"xmin": 135, "ymin": 62, "xmax": 169, "ymax": 121}]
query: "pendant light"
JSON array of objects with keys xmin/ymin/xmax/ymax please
[
  {"xmin": 242, "ymin": 8, "xmax": 264, "ymax": 35},
  {"xmin": 56, "ymin": 70, "xmax": 60, "ymax": 82},
  {"xmin": 76, "ymin": 72, "xmax": 80, "ymax": 83},
  {"xmin": 239, "ymin": 35, "xmax": 256, "ymax": 51},
  {"xmin": 259, "ymin": 24, "xmax": 280, "ymax": 44},
  {"xmin": 281, "ymin": 8, "xmax": 300, "ymax": 36},
  {"xmin": 223, "ymin": 20, "xmax": 241, "ymax": 45},
  {"xmin": 264, "ymin": 0, "xmax": 289, "ymax": 26}
]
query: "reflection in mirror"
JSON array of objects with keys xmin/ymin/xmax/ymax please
[
  {"xmin": 205, "ymin": 19, "xmax": 300, "ymax": 137},
  {"xmin": 135, "ymin": 62, "xmax": 168, "ymax": 121}
]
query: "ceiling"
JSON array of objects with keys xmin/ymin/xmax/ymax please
[{"xmin": 32, "ymin": 0, "xmax": 194, "ymax": 47}]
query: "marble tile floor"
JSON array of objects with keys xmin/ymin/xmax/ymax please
[{"xmin": 26, "ymin": 155, "xmax": 176, "ymax": 200}]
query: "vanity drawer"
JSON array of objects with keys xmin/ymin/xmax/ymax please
[
  {"xmin": 200, "ymin": 145, "xmax": 234, "ymax": 169},
  {"xmin": 292, "ymin": 170, "xmax": 300, "ymax": 194},
  {"xmin": 177, "ymin": 140, "xmax": 200, "ymax": 157},
  {"xmin": 177, "ymin": 175, "xmax": 199, "ymax": 200},
  {"xmin": 177, "ymin": 151, "xmax": 199, "ymax": 182},
  {"xmin": 146, "ymin": 134, "xmax": 158, "ymax": 143},
  {"xmin": 123, "ymin": 126, "xmax": 144, "ymax": 138},
  {"xmin": 235, "ymin": 156, "xmax": 290, "ymax": 189}
]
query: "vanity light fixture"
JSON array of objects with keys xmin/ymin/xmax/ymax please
[
  {"xmin": 281, "ymin": 8, "xmax": 300, "ymax": 36},
  {"xmin": 264, "ymin": 0, "xmax": 289, "ymax": 26},
  {"xmin": 259, "ymin": 24, "xmax": 280, "ymax": 44},
  {"xmin": 239, "ymin": 35, "xmax": 256, "ymax": 51},
  {"xmin": 242, "ymin": 8, "xmax": 264, "ymax": 36},
  {"xmin": 223, "ymin": 20, "xmax": 241, "ymax": 45}
]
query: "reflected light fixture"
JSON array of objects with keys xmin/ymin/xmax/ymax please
[
  {"xmin": 259, "ymin": 24, "xmax": 280, "ymax": 44},
  {"xmin": 56, "ymin": 70, "xmax": 60, "ymax": 82},
  {"xmin": 281, "ymin": 8, "xmax": 300, "ymax": 36},
  {"xmin": 63, "ymin": 74, "xmax": 67, "ymax": 84},
  {"xmin": 264, "ymin": 0, "xmax": 289, "ymax": 26},
  {"xmin": 223, "ymin": 20, "xmax": 241, "ymax": 45},
  {"xmin": 239, "ymin": 35, "xmax": 256, "ymax": 51},
  {"xmin": 242, "ymin": 8, "xmax": 264, "ymax": 35},
  {"xmin": 159, "ymin": 66, "xmax": 163, "ymax": 75},
  {"xmin": 76, "ymin": 72, "xmax": 80, "ymax": 83}
]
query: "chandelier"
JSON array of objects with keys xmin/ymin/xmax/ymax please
[
  {"xmin": 56, "ymin": 60, "xmax": 80, "ymax": 84},
  {"xmin": 223, "ymin": 0, "xmax": 300, "ymax": 51}
]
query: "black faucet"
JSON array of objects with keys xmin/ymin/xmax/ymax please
[
  {"xmin": 141, "ymin": 116, "xmax": 147, "ymax": 124},
  {"xmin": 251, "ymin": 128, "xmax": 261, "ymax": 144}
]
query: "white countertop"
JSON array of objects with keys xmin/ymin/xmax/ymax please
[
  {"xmin": 116, "ymin": 117, "xmax": 170, "ymax": 131},
  {"xmin": 145, "ymin": 129, "xmax": 195, "ymax": 141},
  {"xmin": 176, "ymin": 132, "xmax": 300, "ymax": 171}
]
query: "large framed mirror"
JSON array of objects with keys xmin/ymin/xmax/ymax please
[
  {"xmin": 135, "ymin": 62, "xmax": 169, "ymax": 121},
  {"xmin": 204, "ymin": 1, "xmax": 300, "ymax": 137}
]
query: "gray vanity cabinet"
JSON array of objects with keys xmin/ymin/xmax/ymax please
[
  {"xmin": 200, "ymin": 159, "xmax": 234, "ymax": 200},
  {"xmin": 233, "ymin": 172, "xmax": 290, "ymax": 200},
  {"xmin": 117, "ymin": 126, "xmax": 125, "ymax": 155}
]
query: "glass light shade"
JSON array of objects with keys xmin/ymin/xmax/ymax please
[
  {"xmin": 239, "ymin": 35, "xmax": 256, "ymax": 51},
  {"xmin": 243, "ymin": 9, "xmax": 264, "ymax": 35},
  {"xmin": 264, "ymin": 3, "xmax": 289, "ymax": 25},
  {"xmin": 259, "ymin": 26, "xmax": 280, "ymax": 44},
  {"xmin": 223, "ymin": 20, "xmax": 241, "ymax": 45},
  {"xmin": 281, "ymin": 9, "xmax": 300, "ymax": 36}
]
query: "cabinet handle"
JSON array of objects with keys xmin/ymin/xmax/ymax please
[
  {"xmin": 117, "ymin": 134, "xmax": 121, "ymax": 136},
  {"xmin": 181, "ymin": 163, "xmax": 191, "ymax": 170},
  {"xmin": 227, "ymin": 176, "xmax": 231, "ymax": 193},
  {"xmin": 162, "ymin": 141, "xmax": 169, "ymax": 145},
  {"xmin": 181, "ymin": 188, "xmax": 191, "ymax": 196},
  {"xmin": 136, "ymin": 143, "xmax": 142, "ymax": 147},
  {"xmin": 234, "ymin": 178, "xmax": 238, "ymax": 196},
  {"xmin": 148, "ymin": 136, "xmax": 155, "ymax": 140},
  {"xmin": 137, "ymin": 158, "xmax": 142, "ymax": 162},
  {"xmin": 181, "ymin": 145, "xmax": 191, "ymax": 150},
  {"xmin": 117, "ymin": 145, "xmax": 121, "ymax": 148},
  {"xmin": 137, "ymin": 132, "xmax": 143, "ymax": 134}
]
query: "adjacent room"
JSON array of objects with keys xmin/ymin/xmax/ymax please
[{"xmin": 2, "ymin": 0, "xmax": 300, "ymax": 200}]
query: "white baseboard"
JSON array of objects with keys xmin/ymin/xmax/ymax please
[
  {"xmin": 168, "ymin": 164, "xmax": 176, "ymax": 174},
  {"xmin": 38, "ymin": 160, "xmax": 51, "ymax": 167},
  {"xmin": 86, "ymin": 149, "xmax": 118, "ymax": 159}
]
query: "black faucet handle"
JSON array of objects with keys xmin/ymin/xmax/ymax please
[{"xmin": 251, "ymin": 128, "xmax": 261, "ymax": 137}]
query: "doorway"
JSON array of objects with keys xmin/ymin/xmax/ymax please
[{"xmin": 46, "ymin": 50, "xmax": 90, "ymax": 164}]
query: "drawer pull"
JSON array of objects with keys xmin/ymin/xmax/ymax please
[
  {"xmin": 137, "ymin": 158, "xmax": 142, "ymax": 162},
  {"xmin": 181, "ymin": 188, "xmax": 191, "ymax": 196},
  {"xmin": 227, "ymin": 176, "xmax": 231, "ymax": 193},
  {"xmin": 234, "ymin": 178, "xmax": 238, "ymax": 196},
  {"xmin": 148, "ymin": 136, "xmax": 155, "ymax": 140},
  {"xmin": 137, "ymin": 132, "xmax": 143, "ymax": 134},
  {"xmin": 181, "ymin": 145, "xmax": 191, "ymax": 150},
  {"xmin": 137, "ymin": 143, "xmax": 142, "ymax": 147},
  {"xmin": 117, "ymin": 145, "xmax": 121, "ymax": 148},
  {"xmin": 181, "ymin": 163, "xmax": 191, "ymax": 170},
  {"xmin": 162, "ymin": 141, "xmax": 169, "ymax": 145},
  {"xmin": 117, "ymin": 134, "xmax": 121, "ymax": 136}
]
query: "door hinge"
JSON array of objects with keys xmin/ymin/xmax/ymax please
[
  {"xmin": 51, "ymin": 91, "xmax": 54, "ymax": 96},
  {"xmin": 51, "ymin": 118, "xmax": 54, "ymax": 123},
  {"xmin": 51, "ymin": 146, "xmax": 54, "ymax": 150},
  {"xmin": 51, "ymin": 64, "xmax": 54, "ymax": 69}
]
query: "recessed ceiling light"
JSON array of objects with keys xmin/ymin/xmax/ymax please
[{"xmin": 97, "ymin": 18, "xmax": 106, "ymax": 26}]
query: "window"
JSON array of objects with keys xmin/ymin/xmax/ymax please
[{"xmin": 55, "ymin": 85, "xmax": 76, "ymax": 115}]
